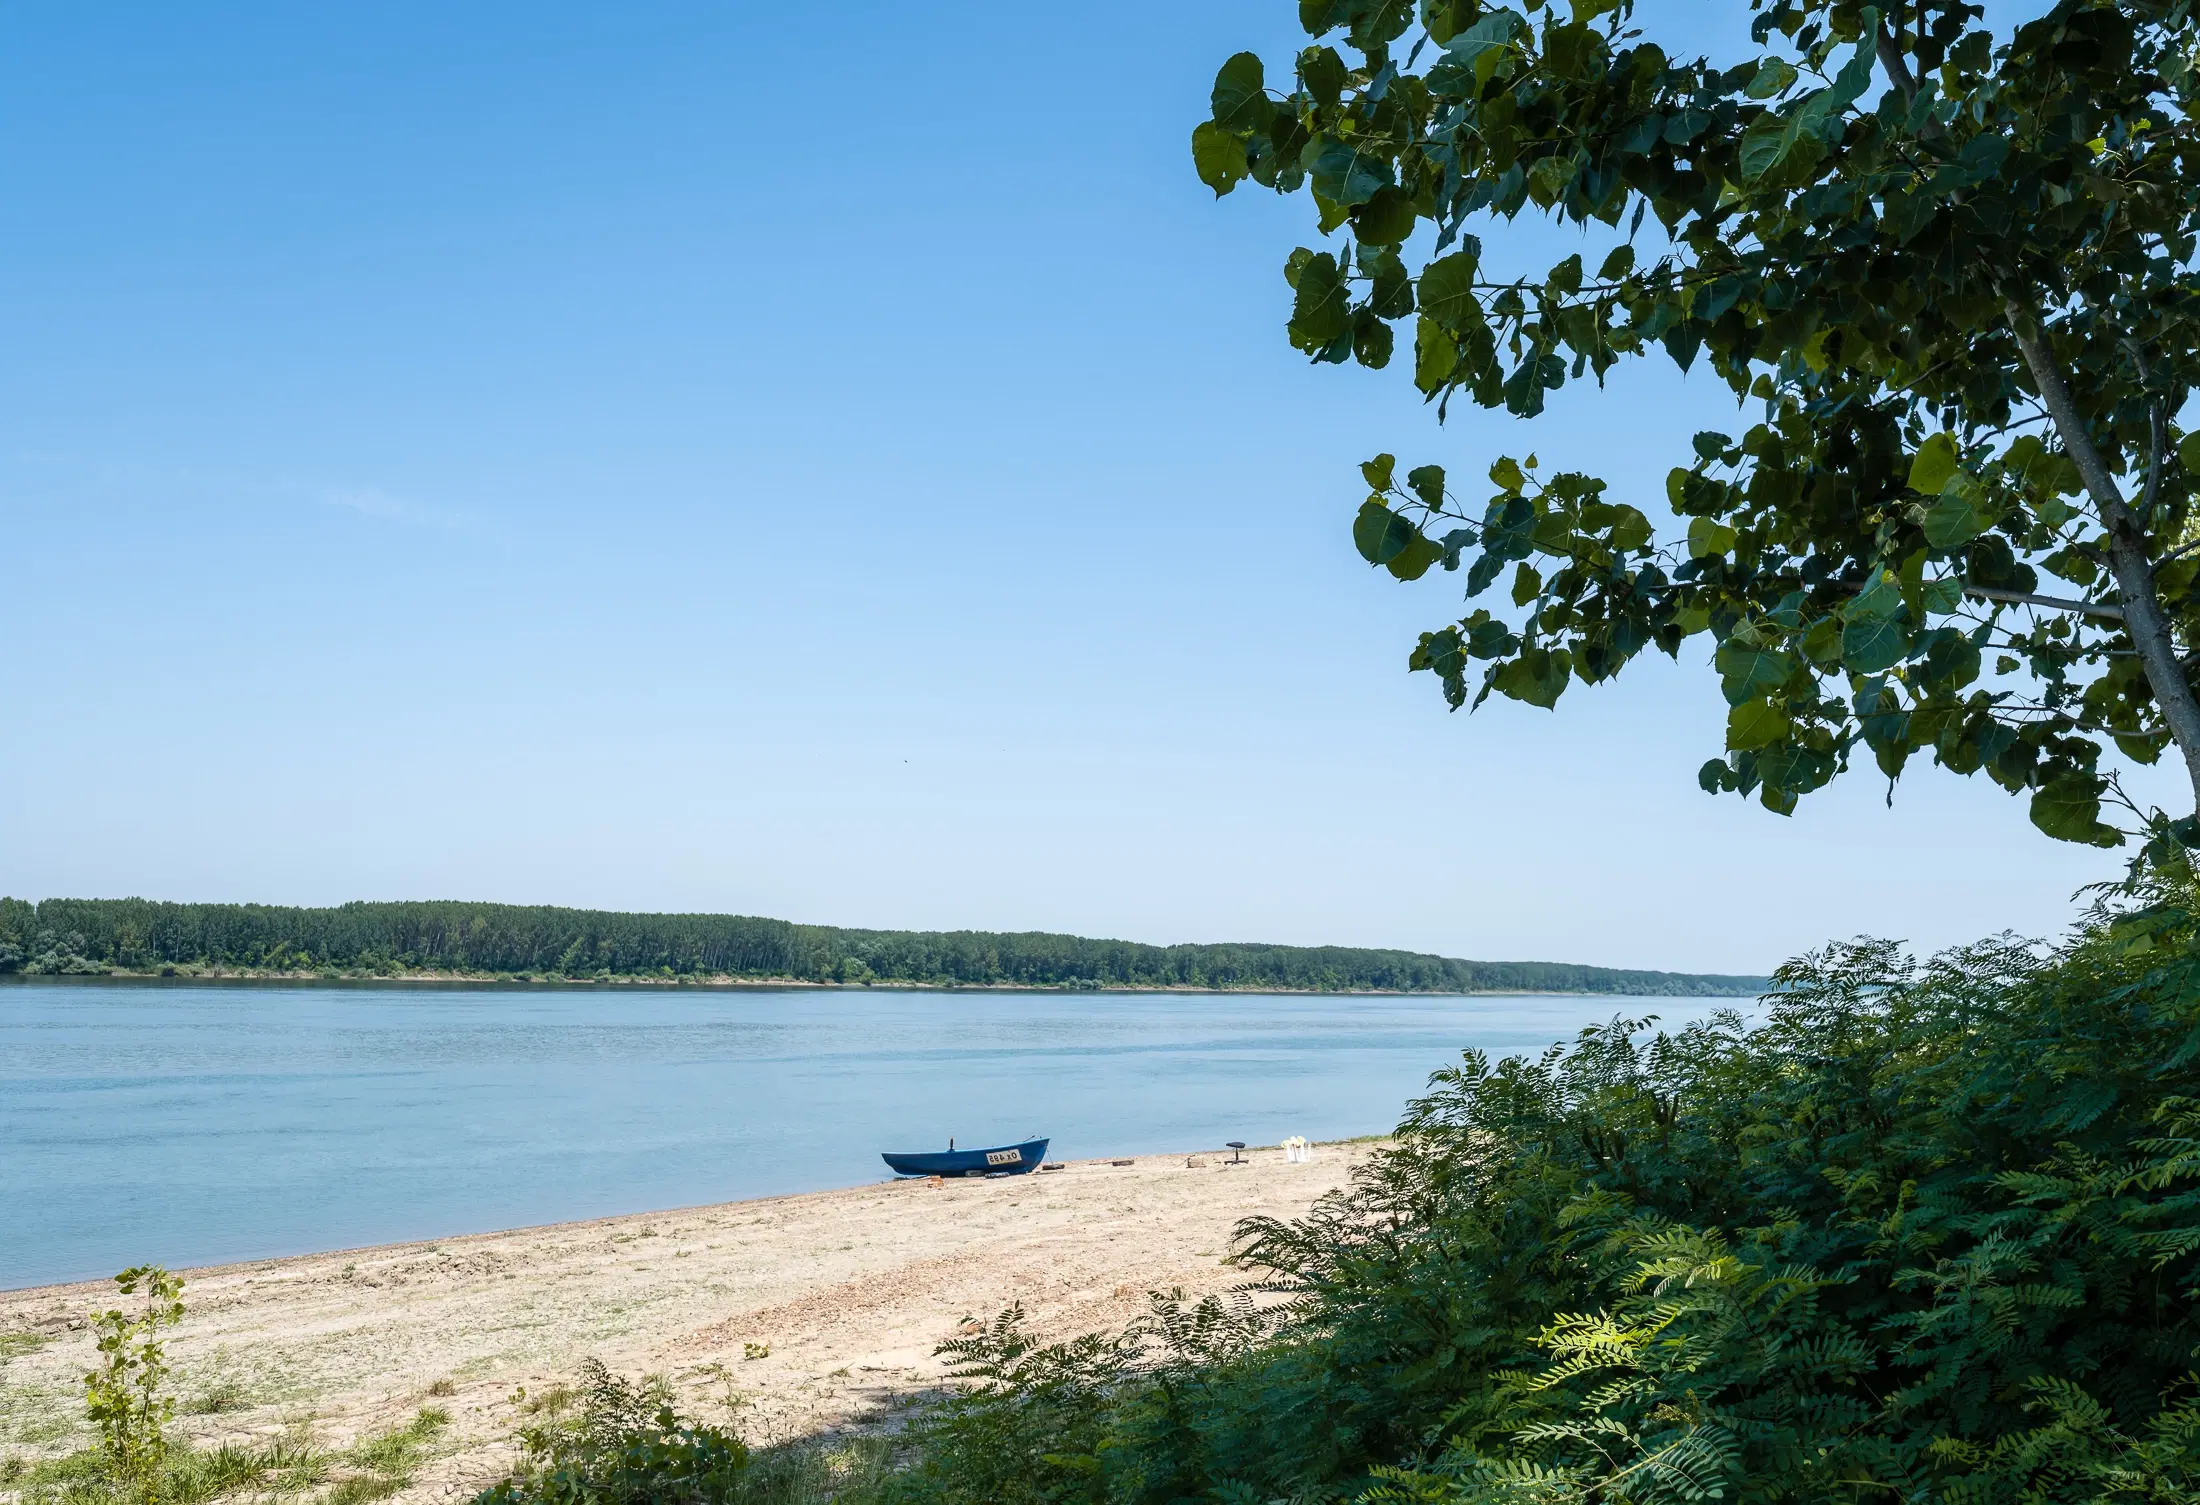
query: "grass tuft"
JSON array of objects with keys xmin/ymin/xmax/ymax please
[{"xmin": 0, "ymin": 1331, "xmax": 51, "ymax": 1363}]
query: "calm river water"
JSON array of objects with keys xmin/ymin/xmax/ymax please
[{"xmin": 1, "ymin": 980, "xmax": 1737, "ymax": 1289}]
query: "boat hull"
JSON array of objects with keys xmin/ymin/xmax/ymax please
[{"xmin": 882, "ymin": 1137, "xmax": 1049, "ymax": 1178}]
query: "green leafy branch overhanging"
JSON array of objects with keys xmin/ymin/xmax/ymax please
[{"xmin": 1199, "ymin": 0, "xmax": 2200, "ymax": 850}]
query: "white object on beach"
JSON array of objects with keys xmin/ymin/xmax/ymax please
[{"xmin": 1280, "ymin": 1135, "xmax": 1312, "ymax": 1163}]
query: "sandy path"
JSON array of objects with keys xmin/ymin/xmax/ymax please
[{"xmin": 0, "ymin": 1145, "xmax": 1365, "ymax": 1501}]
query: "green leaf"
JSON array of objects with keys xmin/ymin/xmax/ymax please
[
  {"xmin": 1414, "ymin": 317, "xmax": 1459, "ymax": 394},
  {"xmin": 1738, "ymin": 114, "xmax": 1796, "ymax": 181},
  {"xmin": 1416, "ymin": 250, "xmax": 1482, "ymax": 332},
  {"xmin": 1841, "ymin": 617, "xmax": 1911, "ymax": 673},
  {"xmin": 1511, "ymin": 563, "xmax": 1542, "ymax": 606},
  {"xmin": 1288, "ymin": 253, "xmax": 1351, "ymax": 352},
  {"xmin": 1714, "ymin": 642, "xmax": 1792, "ymax": 705},
  {"xmin": 1726, "ymin": 698, "xmax": 1791, "ymax": 750},
  {"xmin": 1801, "ymin": 617, "xmax": 1842, "ymax": 664},
  {"xmin": 1353, "ymin": 500, "xmax": 1413, "ymax": 565},
  {"xmin": 1489, "ymin": 456, "xmax": 1524, "ymax": 493},
  {"xmin": 1351, "ymin": 185, "xmax": 1417, "ymax": 245},
  {"xmin": 1312, "ymin": 140, "xmax": 1393, "ymax": 209},
  {"xmin": 1210, "ymin": 52, "xmax": 1268, "ymax": 130},
  {"xmin": 1298, "ymin": 46, "xmax": 1347, "ymax": 107},
  {"xmin": 1427, "ymin": 10, "xmax": 1527, "ymax": 92},
  {"xmin": 2179, "ymin": 431, "xmax": 2200, "ymax": 477},
  {"xmin": 1191, "ymin": 122, "xmax": 1251, "ymax": 197},
  {"xmin": 1609, "ymin": 506, "xmax": 1653, "ymax": 552},
  {"xmin": 1361, "ymin": 454, "xmax": 1396, "ymax": 491},
  {"xmin": 1819, "ymin": 15, "xmax": 1880, "ymax": 113},
  {"xmin": 1908, "ymin": 433, "xmax": 1960, "ymax": 495},
  {"xmin": 1386, "ymin": 531, "xmax": 1443, "ymax": 580},
  {"xmin": 1849, "ymin": 571, "xmax": 1906, "ymax": 622},
  {"xmin": 1406, "ymin": 464, "xmax": 1446, "ymax": 509},
  {"xmin": 1922, "ymin": 475, "xmax": 1996, "ymax": 549},
  {"xmin": 1739, "ymin": 18, "xmax": 1875, "ymax": 182},
  {"xmin": 1746, "ymin": 58, "xmax": 1797, "ymax": 98},
  {"xmin": 1525, "ymin": 155, "xmax": 1579, "ymax": 208},
  {"xmin": 1351, "ymin": 312, "xmax": 1393, "ymax": 368},
  {"xmin": 2029, "ymin": 774, "xmax": 2121, "ymax": 847},
  {"xmin": 1492, "ymin": 645, "xmax": 1570, "ymax": 708},
  {"xmin": 1346, "ymin": 0, "xmax": 1415, "ymax": 48},
  {"xmin": 1687, "ymin": 517, "xmax": 1736, "ymax": 558}
]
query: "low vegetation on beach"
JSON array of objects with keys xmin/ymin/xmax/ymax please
[
  {"xmin": 501, "ymin": 878, "xmax": 2200, "ymax": 1502},
  {"xmin": 0, "ymin": 899, "xmax": 1765, "ymax": 998}
]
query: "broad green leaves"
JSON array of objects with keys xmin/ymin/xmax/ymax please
[
  {"xmin": 1908, "ymin": 434, "xmax": 1961, "ymax": 495},
  {"xmin": 1428, "ymin": 11, "xmax": 1529, "ymax": 94},
  {"xmin": 1208, "ymin": 0, "xmax": 2200, "ymax": 847},
  {"xmin": 1209, "ymin": 52, "xmax": 1267, "ymax": 129},
  {"xmin": 1192, "ymin": 123, "xmax": 1250, "ymax": 196},
  {"xmin": 1415, "ymin": 250, "xmax": 1482, "ymax": 330},
  {"xmin": 2031, "ymin": 774, "xmax": 2120, "ymax": 847},
  {"xmin": 1716, "ymin": 641, "xmax": 1793, "ymax": 705},
  {"xmin": 1922, "ymin": 475, "xmax": 1997, "ymax": 549},
  {"xmin": 1354, "ymin": 499, "xmax": 1441, "ymax": 579},
  {"xmin": 1740, "ymin": 13, "xmax": 1881, "ymax": 182},
  {"xmin": 1286, "ymin": 251, "xmax": 1350, "ymax": 352}
]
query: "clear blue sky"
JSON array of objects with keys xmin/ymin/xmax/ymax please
[{"xmin": 0, "ymin": 1, "xmax": 2139, "ymax": 974}]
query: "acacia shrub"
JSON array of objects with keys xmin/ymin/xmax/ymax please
[{"xmin": 881, "ymin": 887, "xmax": 2200, "ymax": 1501}]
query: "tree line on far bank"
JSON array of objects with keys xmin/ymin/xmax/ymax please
[{"xmin": 0, "ymin": 896, "xmax": 1766, "ymax": 996}]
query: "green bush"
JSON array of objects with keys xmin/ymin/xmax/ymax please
[
  {"xmin": 476, "ymin": 1361, "xmax": 750, "ymax": 1505},
  {"xmin": 472, "ymin": 1361, "xmax": 891, "ymax": 1505},
  {"xmin": 874, "ymin": 886, "xmax": 2200, "ymax": 1503},
  {"xmin": 82, "ymin": 1267, "xmax": 183, "ymax": 1504}
]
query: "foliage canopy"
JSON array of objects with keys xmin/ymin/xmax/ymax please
[
  {"xmin": 0, "ymin": 897, "xmax": 1765, "ymax": 996},
  {"xmin": 1200, "ymin": 0, "xmax": 2200, "ymax": 850},
  {"xmin": 871, "ymin": 885, "xmax": 2200, "ymax": 1502}
]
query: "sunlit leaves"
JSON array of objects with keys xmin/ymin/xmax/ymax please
[
  {"xmin": 1716, "ymin": 642, "xmax": 1793, "ymax": 706},
  {"xmin": 2031, "ymin": 774, "xmax": 2120, "ymax": 847},
  {"xmin": 1191, "ymin": 123, "xmax": 1251, "ymax": 196},
  {"xmin": 1209, "ymin": 52, "xmax": 1268, "ymax": 130},
  {"xmin": 1205, "ymin": 0, "xmax": 2200, "ymax": 847},
  {"xmin": 1354, "ymin": 500, "xmax": 1415, "ymax": 566},
  {"xmin": 1922, "ymin": 475, "xmax": 1998, "ymax": 549},
  {"xmin": 1287, "ymin": 251, "xmax": 1350, "ymax": 352},
  {"xmin": 1311, "ymin": 140, "xmax": 1393, "ymax": 209},
  {"xmin": 1415, "ymin": 249, "xmax": 1483, "ymax": 331},
  {"xmin": 1909, "ymin": 434, "xmax": 1961, "ymax": 496}
]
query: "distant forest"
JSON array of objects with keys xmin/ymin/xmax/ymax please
[{"xmin": 0, "ymin": 897, "xmax": 1769, "ymax": 996}]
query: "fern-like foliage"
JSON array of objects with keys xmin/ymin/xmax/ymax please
[{"xmin": 883, "ymin": 881, "xmax": 2200, "ymax": 1503}]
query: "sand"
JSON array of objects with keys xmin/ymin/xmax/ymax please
[{"xmin": 0, "ymin": 1144, "xmax": 1367, "ymax": 1501}]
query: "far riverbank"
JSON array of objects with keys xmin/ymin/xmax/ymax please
[{"xmin": 0, "ymin": 966, "xmax": 1761, "ymax": 996}]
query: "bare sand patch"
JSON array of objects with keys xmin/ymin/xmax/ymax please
[{"xmin": 0, "ymin": 1145, "xmax": 1366, "ymax": 1501}]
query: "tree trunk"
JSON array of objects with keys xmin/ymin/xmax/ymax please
[{"xmin": 2006, "ymin": 302, "xmax": 2200, "ymax": 817}]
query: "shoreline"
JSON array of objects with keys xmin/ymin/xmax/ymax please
[
  {"xmin": 0, "ymin": 1144, "xmax": 1370, "ymax": 1500},
  {"xmin": 0, "ymin": 970, "xmax": 1762, "ymax": 998}
]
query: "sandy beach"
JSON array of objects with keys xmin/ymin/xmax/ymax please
[{"xmin": 0, "ymin": 1144, "xmax": 1367, "ymax": 1501}]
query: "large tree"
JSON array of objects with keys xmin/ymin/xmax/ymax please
[{"xmin": 1198, "ymin": 0, "xmax": 2200, "ymax": 852}]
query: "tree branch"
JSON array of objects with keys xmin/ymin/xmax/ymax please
[
  {"xmin": 1964, "ymin": 584, "xmax": 2125, "ymax": 620},
  {"xmin": 1874, "ymin": 25, "xmax": 1919, "ymax": 105},
  {"xmin": 2005, "ymin": 297, "xmax": 2200, "ymax": 816}
]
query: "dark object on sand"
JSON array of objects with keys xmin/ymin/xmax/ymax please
[
  {"xmin": 1225, "ymin": 1141, "xmax": 1246, "ymax": 1164},
  {"xmin": 881, "ymin": 1137, "xmax": 1049, "ymax": 1178}
]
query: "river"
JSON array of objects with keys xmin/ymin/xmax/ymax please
[{"xmin": 0, "ymin": 979, "xmax": 1739, "ymax": 1288}]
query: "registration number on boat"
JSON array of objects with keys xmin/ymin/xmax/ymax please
[{"xmin": 985, "ymin": 1149, "xmax": 1023, "ymax": 1166}]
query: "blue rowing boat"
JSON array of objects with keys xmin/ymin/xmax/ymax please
[{"xmin": 882, "ymin": 1136, "xmax": 1049, "ymax": 1178}]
